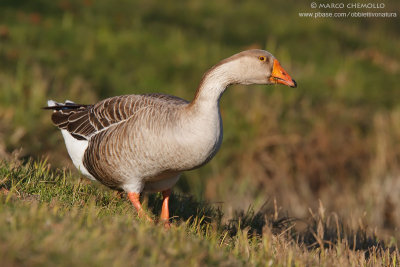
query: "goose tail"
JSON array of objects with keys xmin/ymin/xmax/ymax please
[{"xmin": 43, "ymin": 100, "xmax": 89, "ymax": 110}]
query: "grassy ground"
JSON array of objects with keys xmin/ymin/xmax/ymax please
[
  {"xmin": 1, "ymin": 0, "xmax": 400, "ymax": 265},
  {"xmin": 1, "ymin": 159, "xmax": 398, "ymax": 266}
]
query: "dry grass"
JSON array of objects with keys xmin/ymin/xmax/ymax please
[{"xmin": 205, "ymin": 89, "xmax": 400, "ymax": 242}]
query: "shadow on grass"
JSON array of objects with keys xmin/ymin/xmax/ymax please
[
  {"xmin": 148, "ymin": 192, "xmax": 392, "ymax": 256},
  {"xmin": 147, "ymin": 193, "xmax": 223, "ymax": 226}
]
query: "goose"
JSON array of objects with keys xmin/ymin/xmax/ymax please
[{"xmin": 45, "ymin": 49, "xmax": 296, "ymax": 226}]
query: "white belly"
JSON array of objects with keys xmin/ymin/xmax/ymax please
[{"xmin": 61, "ymin": 130, "xmax": 95, "ymax": 180}]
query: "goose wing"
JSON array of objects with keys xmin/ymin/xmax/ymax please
[{"xmin": 45, "ymin": 94, "xmax": 188, "ymax": 141}]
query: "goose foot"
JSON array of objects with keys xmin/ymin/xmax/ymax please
[{"xmin": 127, "ymin": 192, "xmax": 153, "ymax": 222}]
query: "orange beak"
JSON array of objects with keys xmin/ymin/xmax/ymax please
[{"xmin": 269, "ymin": 59, "xmax": 297, "ymax": 88}]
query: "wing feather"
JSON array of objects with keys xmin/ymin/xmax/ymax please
[{"xmin": 46, "ymin": 94, "xmax": 188, "ymax": 140}]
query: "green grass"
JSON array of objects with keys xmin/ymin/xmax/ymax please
[{"xmin": 1, "ymin": 159, "xmax": 399, "ymax": 266}]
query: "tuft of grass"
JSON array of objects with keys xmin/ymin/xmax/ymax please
[{"xmin": 1, "ymin": 159, "xmax": 399, "ymax": 266}]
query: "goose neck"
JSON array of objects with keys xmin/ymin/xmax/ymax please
[{"xmin": 190, "ymin": 62, "xmax": 236, "ymax": 108}]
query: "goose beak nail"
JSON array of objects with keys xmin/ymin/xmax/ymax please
[{"xmin": 269, "ymin": 59, "xmax": 297, "ymax": 88}]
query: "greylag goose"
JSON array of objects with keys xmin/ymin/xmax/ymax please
[{"xmin": 45, "ymin": 49, "xmax": 296, "ymax": 226}]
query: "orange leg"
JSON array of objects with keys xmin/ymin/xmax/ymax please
[
  {"xmin": 127, "ymin": 192, "xmax": 153, "ymax": 222},
  {"xmin": 160, "ymin": 189, "xmax": 171, "ymax": 228}
]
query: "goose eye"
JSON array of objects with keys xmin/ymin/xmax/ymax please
[{"xmin": 258, "ymin": 56, "xmax": 266, "ymax": 62}]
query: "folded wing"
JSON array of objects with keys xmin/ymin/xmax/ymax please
[{"xmin": 45, "ymin": 94, "xmax": 188, "ymax": 141}]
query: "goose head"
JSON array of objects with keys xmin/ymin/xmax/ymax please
[{"xmin": 220, "ymin": 49, "xmax": 297, "ymax": 88}]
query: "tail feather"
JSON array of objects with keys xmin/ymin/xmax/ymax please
[
  {"xmin": 43, "ymin": 100, "xmax": 89, "ymax": 111},
  {"xmin": 44, "ymin": 99, "xmax": 91, "ymax": 130},
  {"xmin": 47, "ymin": 100, "xmax": 58, "ymax": 107}
]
